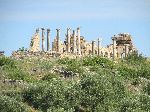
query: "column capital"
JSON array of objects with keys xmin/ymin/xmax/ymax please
[
  {"xmin": 111, "ymin": 35, "xmax": 117, "ymax": 40},
  {"xmin": 98, "ymin": 37, "xmax": 102, "ymax": 41},
  {"xmin": 47, "ymin": 29, "xmax": 51, "ymax": 32},
  {"xmin": 73, "ymin": 30, "xmax": 76, "ymax": 34},
  {"xmin": 41, "ymin": 28, "xmax": 45, "ymax": 30},
  {"xmin": 56, "ymin": 28, "xmax": 60, "ymax": 31},
  {"xmin": 67, "ymin": 28, "xmax": 71, "ymax": 31},
  {"xmin": 36, "ymin": 28, "xmax": 39, "ymax": 33},
  {"xmin": 92, "ymin": 40, "xmax": 96, "ymax": 43},
  {"xmin": 77, "ymin": 27, "xmax": 80, "ymax": 30}
]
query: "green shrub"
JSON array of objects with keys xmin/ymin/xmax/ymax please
[
  {"xmin": 23, "ymin": 80, "xmax": 65, "ymax": 112},
  {"xmin": 39, "ymin": 60, "xmax": 53, "ymax": 70},
  {"xmin": 3, "ymin": 67, "xmax": 35, "ymax": 82},
  {"xmin": 58, "ymin": 58, "xmax": 83, "ymax": 73},
  {"xmin": 119, "ymin": 98, "xmax": 139, "ymax": 112},
  {"xmin": 58, "ymin": 58, "xmax": 80, "ymax": 66},
  {"xmin": 57, "ymin": 57, "xmax": 71, "ymax": 65},
  {"xmin": 42, "ymin": 73, "xmax": 60, "ymax": 81},
  {"xmin": 0, "ymin": 56, "xmax": 16, "ymax": 68},
  {"xmin": 47, "ymin": 107, "xmax": 75, "ymax": 112},
  {"xmin": 139, "ymin": 94, "xmax": 150, "ymax": 111},
  {"xmin": 131, "ymin": 78, "xmax": 141, "ymax": 86},
  {"xmin": 77, "ymin": 73, "xmax": 126, "ymax": 111},
  {"xmin": 125, "ymin": 52, "xmax": 146, "ymax": 65},
  {"xmin": 79, "ymin": 74, "xmax": 108, "ymax": 111},
  {"xmin": 2, "ymin": 90, "xmax": 23, "ymax": 102},
  {"xmin": 138, "ymin": 62, "xmax": 150, "ymax": 79},
  {"xmin": 65, "ymin": 63, "xmax": 83, "ymax": 74},
  {"xmin": 0, "ymin": 95, "xmax": 29, "ymax": 112},
  {"xmin": 18, "ymin": 47, "xmax": 27, "ymax": 52},
  {"xmin": 144, "ymin": 83, "xmax": 150, "ymax": 95},
  {"xmin": 117, "ymin": 64, "xmax": 138, "ymax": 79},
  {"xmin": 64, "ymin": 82, "xmax": 81, "ymax": 110},
  {"xmin": 82, "ymin": 56, "xmax": 114, "ymax": 69}
]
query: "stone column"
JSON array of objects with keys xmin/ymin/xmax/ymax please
[
  {"xmin": 73, "ymin": 30, "xmax": 77, "ymax": 54},
  {"xmin": 98, "ymin": 38, "xmax": 102, "ymax": 56},
  {"xmin": 41, "ymin": 28, "xmax": 45, "ymax": 51},
  {"xmin": 92, "ymin": 41, "xmax": 95, "ymax": 55},
  {"xmin": 98, "ymin": 38, "xmax": 100, "ymax": 56},
  {"xmin": 36, "ymin": 28, "xmax": 39, "ymax": 33},
  {"xmin": 112, "ymin": 36, "xmax": 117, "ymax": 60},
  {"xmin": 125, "ymin": 44, "xmax": 129, "ymax": 57},
  {"xmin": 67, "ymin": 28, "xmax": 71, "ymax": 53},
  {"xmin": 77, "ymin": 27, "xmax": 81, "ymax": 55},
  {"xmin": 47, "ymin": 29, "xmax": 50, "ymax": 51},
  {"xmin": 52, "ymin": 42, "xmax": 54, "ymax": 51},
  {"xmin": 56, "ymin": 29, "xmax": 60, "ymax": 52}
]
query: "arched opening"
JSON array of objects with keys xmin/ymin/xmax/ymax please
[
  {"xmin": 104, "ymin": 52, "xmax": 108, "ymax": 57},
  {"xmin": 89, "ymin": 50, "xmax": 92, "ymax": 55},
  {"xmin": 121, "ymin": 52, "xmax": 126, "ymax": 58}
]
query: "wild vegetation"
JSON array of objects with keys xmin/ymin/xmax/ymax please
[{"xmin": 0, "ymin": 52, "xmax": 150, "ymax": 112}]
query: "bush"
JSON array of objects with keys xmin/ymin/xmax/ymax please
[
  {"xmin": 0, "ymin": 56, "xmax": 16, "ymax": 68},
  {"xmin": 139, "ymin": 94, "xmax": 150, "ymax": 111},
  {"xmin": 2, "ymin": 90, "xmax": 23, "ymax": 102},
  {"xmin": 138, "ymin": 62, "xmax": 150, "ymax": 79},
  {"xmin": 42, "ymin": 73, "xmax": 60, "ymax": 81},
  {"xmin": 18, "ymin": 47, "xmax": 27, "ymax": 52},
  {"xmin": 125, "ymin": 52, "xmax": 146, "ymax": 65},
  {"xmin": 77, "ymin": 73, "xmax": 126, "ymax": 111},
  {"xmin": 0, "ymin": 95, "xmax": 29, "ymax": 112},
  {"xmin": 65, "ymin": 62, "xmax": 84, "ymax": 74},
  {"xmin": 117, "ymin": 64, "xmax": 138, "ymax": 79},
  {"xmin": 119, "ymin": 98, "xmax": 139, "ymax": 112},
  {"xmin": 39, "ymin": 60, "xmax": 53, "ymax": 70},
  {"xmin": 144, "ymin": 83, "xmax": 150, "ymax": 95},
  {"xmin": 23, "ymin": 80, "xmax": 65, "ymax": 112},
  {"xmin": 3, "ymin": 67, "xmax": 35, "ymax": 82},
  {"xmin": 58, "ymin": 58, "xmax": 83, "ymax": 73},
  {"xmin": 82, "ymin": 56, "xmax": 114, "ymax": 69},
  {"xmin": 57, "ymin": 57, "xmax": 72, "ymax": 65}
]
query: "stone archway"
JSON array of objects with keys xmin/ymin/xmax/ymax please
[
  {"xmin": 121, "ymin": 52, "xmax": 126, "ymax": 58},
  {"xmin": 104, "ymin": 52, "xmax": 108, "ymax": 57}
]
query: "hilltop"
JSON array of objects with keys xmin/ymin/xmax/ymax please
[{"xmin": 0, "ymin": 53, "xmax": 150, "ymax": 112}]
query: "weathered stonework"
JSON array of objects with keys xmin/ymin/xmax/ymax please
[
  {"xmin": 12, "ymin": 51, "xmax": 61, "ymax": 59},
  {"xmin": 0, "ymin": 51, "xmax": 4, "ymax": 56},
  {"xmin": 12, "ymin": 27, "xmax": 137, "ymax": 59},
  {"xmin": 29, "ymin": 28, "xmax": 40, "ymax": 52}
]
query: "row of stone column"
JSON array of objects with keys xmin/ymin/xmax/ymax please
[
  {"xmin": 66, "ymin": 27, "xmax": 81, "ymax": 55},
  {"xmin": 111, "ymin": 35, "xmax": 129, "ymax": 59},
  {"xmin": 91, "ymin": 38, "xmax": 102, "ymax": 56},
  {"xmin": 41, "ymin": 28, "xmax": 51, "ymax": 52}
]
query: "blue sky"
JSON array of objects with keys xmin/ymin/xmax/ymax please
[{"xmin": 0, "ymin": 0, "xmax": 150, "ymax": 56}]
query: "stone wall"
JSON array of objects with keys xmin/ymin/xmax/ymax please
[
  {"xmin": 12, "ymin": 28, "xmax": 137, "ymax": 60},
  {"xmin": 11, "ymin": 51, "xmax": 61, "ymax": 59},
  {"xmin": 29, "ymin": 29, "xmax": 40, "ymax": 52}
]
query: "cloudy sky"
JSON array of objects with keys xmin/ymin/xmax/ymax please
[{"xmin": 0, "ymin": 0, "xmax": 150, "ymax": 56}]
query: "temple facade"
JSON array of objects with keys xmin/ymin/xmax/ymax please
[{"xmin": 29, "ymin": 27, "xmax": 137, "ymax": 59}]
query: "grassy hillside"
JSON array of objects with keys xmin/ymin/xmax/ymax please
[{"xmin": 0, "ymin": 53, "xmax": 150, "ymax": 112}]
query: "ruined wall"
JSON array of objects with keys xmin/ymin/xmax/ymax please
[
  {"xmin": 29, "ymin": 29, "xmax": 40, "ymax": 52},
  {"xmin": 11, "ymin": 51, "xmax": 61, "ymax": 59},
  {"xmin": 12, "ymin": 28, "xmax": 137, "ymax": 59}
]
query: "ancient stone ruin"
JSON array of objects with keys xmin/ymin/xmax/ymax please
[
  {"xmin": 0, "ymin": 51, "xmax": 4, "ymax": 56},
  {"xmin": 12, "ymin": 27, "xmax": 137, "ymax": 59},
  {"xmin": 29, "ymin": 28, "xmax": 40, "ymax": 52}
]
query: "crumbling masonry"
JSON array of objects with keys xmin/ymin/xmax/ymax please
[{"xmin": 13, "ymin": 27, "xmax": 137, "ymax": 59}]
